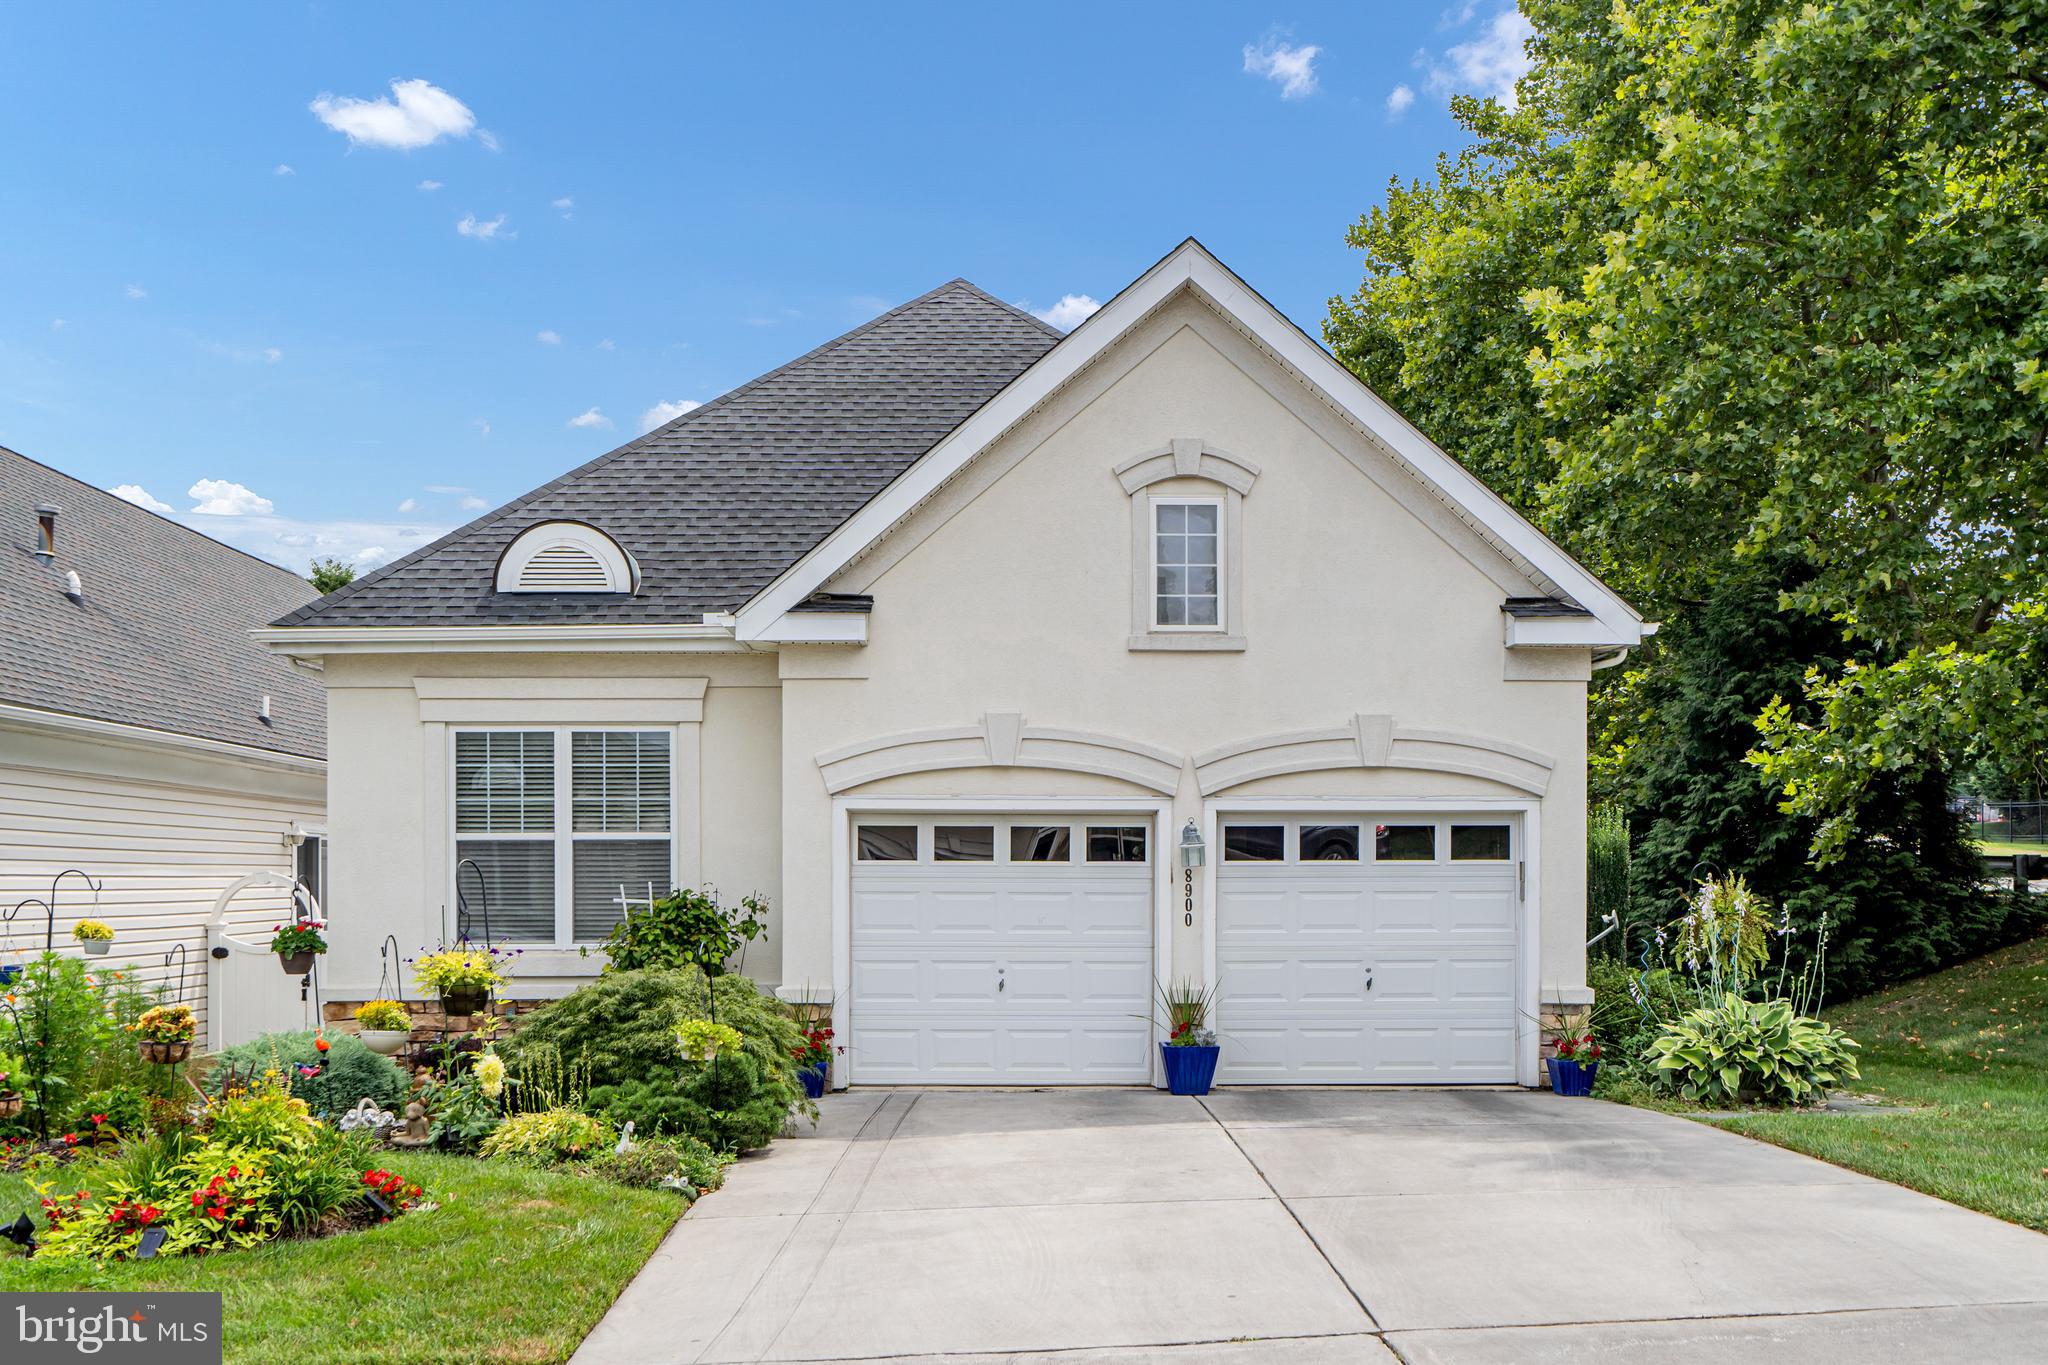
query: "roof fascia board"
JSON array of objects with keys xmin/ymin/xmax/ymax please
[
  {"xmin": 251, "ymin": 622, "xmax": 749, "ymax": 659},
  {"xmin": 749, "ymin": 611, "xmax": 869, "ymax": 645},
  {"xmin": 0, "ymin": 701, "xmax": 326, "ymax": 776},
  {"xmin": 734, "ymin": 239, "xmax": 1646, "ymax": 648}
]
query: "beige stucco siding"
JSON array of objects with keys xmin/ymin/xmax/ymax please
[
  {"xmin": 780, "ymin": 298, "xmax": 1590, "ymax": 1011},
  {"xmin": 320, "ymin": 651, "xmax": 781, "ymax": 998},
  {"xmin": 0, "ymin": 720, "xmax": 323, "ymax": 1037}
]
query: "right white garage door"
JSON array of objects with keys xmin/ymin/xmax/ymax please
[{"xmin": 1214, "ymin": 815, "xmax": 1520, "ymax": 1083}]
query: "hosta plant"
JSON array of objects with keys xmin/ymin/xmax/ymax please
[{"xmin": 1648, "ymin": 994, "xmax": 1859, "ymax": 1107}]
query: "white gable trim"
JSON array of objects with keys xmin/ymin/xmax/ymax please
[{"xmin": 733, "ymin": 239, "xmax": 1647, "ymax": 647}]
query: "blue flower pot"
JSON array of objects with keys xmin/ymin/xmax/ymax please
[
  {"xmin": 0, "ymin": 965, "xmax": 18, "ymax": 986},
  {"xmin": 799, "ymin": 1063, "xmax": 828, "ymax": 1099},
  {"xmin": 1546, "ymin": 1057, "xmax": 1598, "ymax": 1097},
  {"xmin": 1160, "ymin": 1043, "xmax": 1220, "ymax": 1096}
]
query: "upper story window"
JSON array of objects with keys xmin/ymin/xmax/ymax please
[
  {"xmin": 1153, "ymin": 499, "xmax": 1222, "ymax": 629},
  {"xmin": 495, "ymin": 520, "xmax": 638, "ymax": 594},
  {"xmin": 1112, "ymin": 439, "xmax": 1259, "ymax": 652}
]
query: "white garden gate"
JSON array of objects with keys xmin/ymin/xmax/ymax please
[{"xmin": 204, "ymin": 871, "xmax": 322, "ymax": 1052}]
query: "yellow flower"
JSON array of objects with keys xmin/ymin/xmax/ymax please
[{"xmin": 474, "ymin": 1050, "xmax": 506, "ymax": 1101}]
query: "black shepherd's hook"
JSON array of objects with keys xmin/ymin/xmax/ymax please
[
  {"xmin": 376, "ymin": 935, "xmax": 407, "ymax": 1003},
  {"xmin": 161, "ymin": 943, "xmax": 189, "ymax": 1008},
  {"xmin": 455, "ymin": 858, "xmax": 492, "ymax": 950},
  {"xmin": 3, "ymin": 899, "xmax": 54, "ymax": 955},
  {"xmin": 0, "ymin": 996, "xmax": 47, "ymax": 1140}
]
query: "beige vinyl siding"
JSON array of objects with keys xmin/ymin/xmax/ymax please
[{"xmin": 0, "ymin": 741, "xmax": 323, "ymax": 1039}]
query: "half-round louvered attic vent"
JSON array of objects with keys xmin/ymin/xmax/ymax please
[{"xmin": 495, "ymin": 521, "xmax": 638, "ymax": 594}]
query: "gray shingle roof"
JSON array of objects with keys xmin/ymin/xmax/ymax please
[
  {"xmin": 1, "ymin": 447, "xmax": 325, "ymax": 760},
  {"xmin": 276, "ymin": 280, "xmax": 1063, "ymax": 630}
]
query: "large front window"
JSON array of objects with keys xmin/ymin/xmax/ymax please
[{"xmin": 453, "ymin": 728, "xmax": 672, "ymax": 944}]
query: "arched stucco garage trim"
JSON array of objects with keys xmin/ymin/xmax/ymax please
[
  {"xmin": 816, "ymin": 711, "xmax": 1183, "ymax": 795},
  {"xmin": 1193, "ymin": 713, "xmax": 1554, "ymax": 797}
]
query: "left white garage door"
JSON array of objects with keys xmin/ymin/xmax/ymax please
[{"xmin": 850, "ymin": 816, "xmax": 1155, "ymax": 1084}]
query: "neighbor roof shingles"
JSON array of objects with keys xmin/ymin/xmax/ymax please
[
  {"xmin": 276, "ymin": 280, "xmax": 1063, "ymax": 630},
  {"xmin": 1, "ymin": 448, "xmax": 325, "ymax": 760}
]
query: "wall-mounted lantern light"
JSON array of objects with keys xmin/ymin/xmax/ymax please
[{"xmin": 1178, "ymin": 821, "xmax": 1205, "ymax": 926}]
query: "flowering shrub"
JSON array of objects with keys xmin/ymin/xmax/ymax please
[
  {"xmin": 676, "ymin": 1020, "xmax": 743, "ymax": 1062},
  {"xmin": 130, "ymin": 1004, "xmax": 195, "ymax": 1044},
  {"xmin": 211, "ymin": 1032, "xmax": 408, "ymax": 1121},
  {"xmin": 473, "ymin": 1050, "xmax": 507, "ymax": 1100},
  {"xmin": 413, "ymin": 945, "xmax": 515, "ymax": 995},
  {"xmin": 269, "ymin": 920, "xmax": 327, "ymax": 958},
  {"xmin": 353, "ymin": 999, "xmax": 410, "ymax": 1032},
  {"xmin": 71, "ymin": 921, "xmax": 115, "ymax": 942}
]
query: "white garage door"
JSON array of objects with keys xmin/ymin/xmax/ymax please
[
  {"xmin": 850, "ymin": 816, "xmax": 1155, "ymax": 1084},
  {"xmin": 1215, "ymin": 815, "xmax": 1520, "ymax": 1083}
]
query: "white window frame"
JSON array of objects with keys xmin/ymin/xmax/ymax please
[
  {"xmin": 1148, "ymin": 495, "xmax": 1226, "ymax": 633},
  {"xmin": 449, "ymin": 725, "xmax": 678, "ymax": 947}
]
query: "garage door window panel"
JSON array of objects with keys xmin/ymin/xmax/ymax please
[
  {"xmin": 1085, "ymin": 826, "xmax": 1148, "ymax": 863},
  {"xmin": 1300, "ymin": 824, "xmax": 1361, "ymax": 861},
  {"xmin": 1224, "ymin": 824, "xmax": 1286, "ymax": 862},
  {"xmin": 1009, "ymin": 825, "xmax": 1073, "ymax": 863},
  {"xmin": 858, "ymin": 825, "xmax": 919, "ymax": 861},
  {"xmin": 934, "ymin": 825, "xmax": 995, "ymax": 861},
  {"xmin": 1451, "ymin": 824, "xmax": 1512, "ymax": 861},
  {"xmin": 1374, "ymin": 824, "xmax": 1437, "ymax": 862}
]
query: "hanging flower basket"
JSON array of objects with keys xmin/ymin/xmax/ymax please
[
  {"xmin": 440, "ymin": 988, "xmax": 487, "ymax": 1018},
  {"xmin": 270, "ymin": 920, "xmax": 327, "ymax": 975},
  {"xmin": 0, "ymin": 1092, "xmax": 23, "ymax": 1119},
  {"xmin": 138, "ymin": 1038, "xmax": 192, "ymax": 1066},
  {"xmin": 74, "ymin": 920, "xmax": 115, "ymax": 957}
]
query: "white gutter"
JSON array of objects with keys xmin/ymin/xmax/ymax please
[
  {"xmin": 0, "ymin": 701, "xmax": 325, "ymax": 776},
  {"xmin": 251, "ymin": 621, "xmax": 750, "ymax": 658}
]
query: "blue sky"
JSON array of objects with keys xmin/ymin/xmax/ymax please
[{"xmin": 0, "ymin": 3, "xmax": 1531, "ymax": 573}]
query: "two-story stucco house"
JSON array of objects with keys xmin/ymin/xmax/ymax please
[{"xmin": 260, "ymin": 240, "xmax": 1648, "ymax": 1088}]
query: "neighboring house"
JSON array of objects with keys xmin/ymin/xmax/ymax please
[
  {"xmin": 1, "ymin": 448, "xmax": 326, "ymax": 1038},
  {"xmin": 261, "ymin": 240, "xmax": 1648, "ymax": 1088}
]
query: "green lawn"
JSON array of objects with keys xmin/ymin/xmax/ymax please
[
  {"xmin": 0, "ymin": 1151, "xmax": 683, "ymax": 1364},
  {"xmin": 1702, "ymin": 932, "xmax": 2048, "ymax": 1231}
]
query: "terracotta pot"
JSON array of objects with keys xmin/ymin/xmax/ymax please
[
  {"xmin": 0, "ymin": 1092, "xmax": 23, "ymax": 1119},
  {"xmin": 359, "ymin": 1028, "xmax": 409, "ymax": 1056},
  {"xmin": 81, "ymin": 939, "xmax": 111, "ymax": 957},
  {"xmin": 279, "ymin": 949, "xmax": 317, "ymax": 975},
  {"xmin": 138, "ymin": 1039, "xmax": 192, "ymax": 1066}
]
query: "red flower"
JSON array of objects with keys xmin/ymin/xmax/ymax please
[
  {"xmin": 61, "ymin": 1133, "xmax": 77, "ymax": 1146},
  {"xmin": 90, "ymin": 1113, "xmax": 108, "ymax": 1126}
]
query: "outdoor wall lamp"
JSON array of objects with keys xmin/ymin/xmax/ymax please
[{"xmin": 1178, "ymin": 821, "xmax": 1206, "ymax": 926}]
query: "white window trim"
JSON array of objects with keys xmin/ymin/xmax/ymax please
[
  {"xmin": 1117, "ymin": 439, "xmax": 1254, "ymax": 652},
  {"xmin": 449, "ymin": 725, "xmax": 678, "ymax": 947},
  {"xmin": 495, "ymin": 520, "xmax": 639, "ymax": 595},
  {"xmin": 1148, "ymin": 496, "xmax": 1226, "ymax": 633}
]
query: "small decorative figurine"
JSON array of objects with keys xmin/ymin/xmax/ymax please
[
  {"xmin": 338, "ymin": 1096, "xmax": 397, "ymax": 1133},
  {"xmin": 389, "ymin": 1100, "xmax": 433, "ymax": 1147}
]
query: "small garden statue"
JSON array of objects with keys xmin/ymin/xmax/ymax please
[
  {"xmin": 390, "ymin": 1100, "xmax": 432, "ymax": 1147},
  {"xmin": 338, "ymin": 1097, "xmax": 397, "ymax": 1134}
]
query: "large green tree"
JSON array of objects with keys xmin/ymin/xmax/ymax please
[{"xmin": 1328, "ymin": 0, "xmax": 2046, "ymax": 983}]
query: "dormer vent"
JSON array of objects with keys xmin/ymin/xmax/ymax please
[
  {"xmin": 63, "ymin": 569, "xmax": 83, "ymax": 600},
  {"xmin": 494, "ymin": 520, "xmax": 638, "ymax": 594}
]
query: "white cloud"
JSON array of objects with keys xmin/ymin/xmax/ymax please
[
  {"xmin": 1027, "ymin": 294, "xmax": 1102, "ymax": 330},
  {"xmin": 596, "ymin": 338, "xmax": 615, "ymax": 351},
  {"xmin": 1440, "ymin": 1, "xmax": 1480, "ymax": 26},
  {"xmin": 51, "ymin": 318, "xmax": 65, "ymax": 330},
  {"xmin": 424, "ymin": 484, "xmax": 470, "ymax": 495},
  {"xmin": 397, "ymin": 497, "xmax": 419, "ymax": 513},
  {"xmin": 477, "ymin": 128, "xmax": 500, "ymax": 153},
  {"xmin": 568, "ymin": 407, "xmax": 612, "ymax": 430},
  {"xmin": 187, "ymin": 478, "xmax": 274, "ymax": 516},
  {"xmin": 640, "ymin": 398, "xmax": 701, "ymax": 431},
  {"xmin": 183, "ymin": 509, "xmax": 448, "ymax": 574},
  {"xmin": 109, "ymin": 484, "xmax": 173, "ymax": 514},
  {"xmin": 274, "ymin": 163, "xmax": 295, "ymax": 176},
  {"xmin": 309, "ymin": 78, "xmax": 477, "ymax": 150},
  {"xmin": 470, "ymin": 419, "xmax": 491, "ymax": 438},
  {"xmin": 536, "ymin": 328, "xmax": 562, "ymax": 345},
  {"xmin": 456, "ymin": 212, "xmax": 510, "ymax": 240},
  {"xmin": 1386, "ymin": 84, "xmax": 1416, "ymax": 118},
  {"xmin": 552, "ymin": 195, "xmax": 574, "ymax": 218},
  {"xmin": 1426, "ymin": 7, "xmax": 1534, "ymax": 108},
  {"xmin": 263, "ymin": 346, "xmax": 283, "ymax": 364},
  {"xmin": 418, "ymin": 179, "xmax": 443, "ymax": 191},
  {"xmin": 459, "ymin": 494, "xmax": 489, "ymax": 511},
  {"xmin": 125, "ymin": 284, "xmax": 147, "ymax": 300},
  {"xmin": 1243, "ymin": 37, "xmax": 1322, "ymax": 99}
]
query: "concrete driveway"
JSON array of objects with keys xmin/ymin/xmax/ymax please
[{"xmin": 574, "ymin": 1089, "xmax": 2048, "ymax": 1364}]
